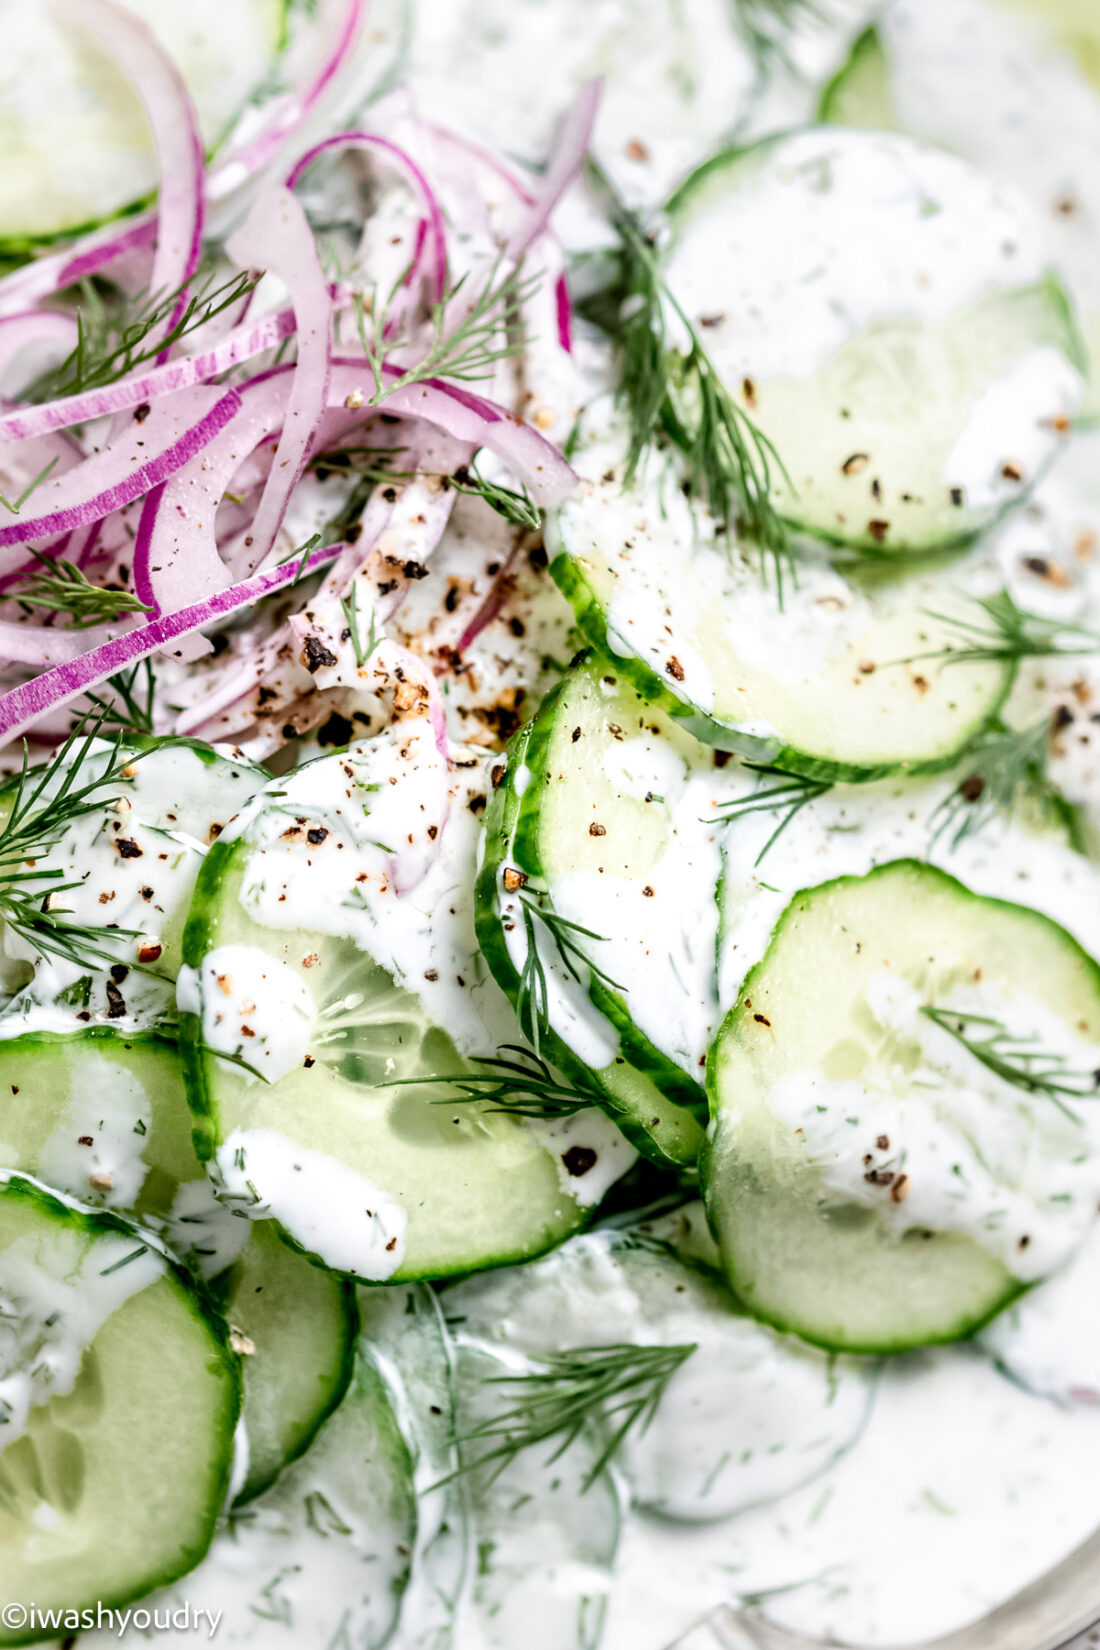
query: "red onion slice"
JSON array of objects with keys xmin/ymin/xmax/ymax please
[{"xmin": 228, "ymin": 189, "xmax": 333, "ymax": 571}]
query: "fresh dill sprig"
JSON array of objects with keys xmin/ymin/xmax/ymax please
[
  {"xmin": 9, "ymin": 552, "xmax": 152, "ymax": 629},
  {"xmin": 354, "ymin": 255, "xmax": 538, "ymax": 406},
  {"xmin": 515, "ymin": 889, "xmax": 624, "ymax": 1057},
  {"xmin": 449, "ymin": 463, "xmax": 542, "ymax": 530},
  {"xmin": 930, "ymin": 719, "xmax": 1062, "ymax": 850},
  {"xmin": 398, "ymin": 1043, "xmax": 603, "ymax": 1118},
  {"xmin": 921, "ymin": 1006, "xmax": 1100, "ymax": 1124},
  {"xmin": 0, "ymin": 457, "xmax": 59, "ymax": 516},
  {"xmin": 29, "ymin": 268, "xmax": 258, "ymax": 402},
  {"xmin": 85, "ymin": 660, "xmax": 156, "ymax": 735},
  {"xmin": 312, "ymin": 448, "xmax": 542, "ymax": 532},
  {"xmin": 733, "ymin": 0, "xmax": 823, "ymax": 72},
  {"xmin": 908, "ymin": 591, "xmax": 1100, "ymax": 669},
  {"xmin": 0, "ymin": 718, "xmax": 149, "ymax": 970},
  {"xmin": 338, "ymin": 581, "xmax": 379, "ymax": 669},
  {"xmin": 441, "ymin": 1342, "xmax": 697, "ymax": 1492},
  {"xmin": 584, "ymin": 156, "xmax": 794, "ymax": 598},
  {"xmin": 708, "ymin": 762, "xmax": 832, "ymax": 863}
]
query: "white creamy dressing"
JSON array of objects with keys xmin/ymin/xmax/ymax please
[
  {"xmin": 0, "ymin": 738, "xmax": 260, "ymax": 1028},
  {"xmin": 606, "ymin": 1345, "xmax": 1100, "ymax": 1649},
  {"xmin": 213, "ymin": 1128, "xmax": 408, "ymax": 1283},
  {"xmin": 0, "ymin": 1202, "xmax": 162, "ymax": 1447},
  {"xmin": 180, "ymin": 944, "xmax": 316, "ymax": 1082},
  {"xmin": 448, "ymin": 1233, "xmax": 875, "ymax": 1525},
  {"xmin": 664, "ymin": 127, "xmax": 1050, "ymax": 383},
  {"xmin": 36, "ymin": 1063, "xmax": 153, "ymax": 1211}
]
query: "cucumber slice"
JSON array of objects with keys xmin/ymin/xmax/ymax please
[
  {"xmin": 0, "ymin": 1175, "xmax": 239, "ymax": 1640},
  {"xmin": 662, "ymin": 128, "xmax": 1085, "ymax": 553},
  {"xmin": 705, "ymin": 860, "xmax": 1100, "ymax": 1353},
  {"xmin": 445, "ymin": 1229, "xmax": 874, "ymax": 1523},
  {"xmin": 0, "ymin": 1027, "xmax": 355, "ymax": 1504},
  {"xmin": 0, "ymin": 0, "xmax": 287, "ymax": 248},
  {"xmin": 549, "ymin": 405, "xmax": 1013, "ymax": 779},
  {"xmin": 179, "ymin": 719, "xmax": 631, "ymax": 1283},
  {"xmin": 211, "ymin": 1221, "xmax": 356, "ymax": 1503},
  {"xmin": 0, "ymin": 735, "xmax": 264, "ymax": 1028},
  {"xmin": 477, "ymin": 652, "xmax": 740, "ymax": 1166},
  {"xmin": 818, "ymin": 0, "xmax": 1100, "ymax": 422},
  {"xmin": 76, "ymin": 1349, "xmax": 416, "ymax": 1650}
]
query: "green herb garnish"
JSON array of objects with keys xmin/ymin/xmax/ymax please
[
  {"xmin": 442, "ymin": 1342, "xmax": 697, "ymax": 1492},
  {"xmin": 399, "ymin": 1043, "xmax": 603, "ymax": 1118},
  {"xmin": 584, "ymin": 157, "xmax": 794, "ymax": 598},
  {"xmin": 708, "ymin": 762, "xmax": 833, "ymax": 862},
  {"xmin": 921, "ymin": 1005, "xmax": 1099, "ymax": 1123},
  {"xmin": 9, "ymin": 551, "xmax": 152, "ymax": 628}
]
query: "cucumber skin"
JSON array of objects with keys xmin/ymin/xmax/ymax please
[
  {"xmin": 700, "ymin": 857, "xmax": 1100, "ymax": 1355},
  {"xmin": 549, "ymin": 551, "xmax": 1016, "ymax": 784},
  {"xmin": 474, "ymin": 675, "xmax": 708, "ymax": 1169},
  {"xmin": 0, "ymin": 1176, "xmax": 242, "ymax": 1645},
  {"xmin": 817, "ymin": 25, "xmax": 896, "ymax": 128}
]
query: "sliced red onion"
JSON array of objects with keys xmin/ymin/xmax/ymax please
[
  {"xmin": 555, "ymin": 270, "xmax": 574, "ymax": 354},
  {"xmin": 228, "ymin": 189, "xmax": 332, "ymax": 571},
  {"xmin": 207, "ymin": 0, "xmax": 368, "ymax": 202},
  {"xmin": 0, "ymin": 218, "xmax": 157, "ymax": 321},
  {"xmin": 0, "ymin": 386, "xmax": 242, "ymax": 556},
  {"xmin": 0, "ymin": 542, "xmax": 342, "ymax": 747},
  {"xmin": 505, "ymin": 80, "xmax": 601, "ymax": 264},
  {"xmin": 0, "ymin": 614, "xmax": 136, "ymax": 668},
  {"xmin": 376, "ymin": 367, "xmax": 577, "ymax": 505},
  {"xmin": 287, "ymin": 131, "xmax": 448, "ymax": 305},
  {"xmin": 0, "ymin": 305, "xmax": 300, "ymax": 446},
  {"xmin": 58, "ymin": 0, "xmax": 205, "ymax": 349}
]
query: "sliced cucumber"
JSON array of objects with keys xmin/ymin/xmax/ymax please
[
  {"xmin": 819, "ymin": 0, "xmax": 1100, "ymax": 421},
  {"xmin": 662, "ymin": 128, "xmax": 1084, "ymax": 552},
  {"xmin": 76, "ymin": 1349, "xmax": 416, "ymax": 1650},
  {"xmin": 0, "ymin": 735, "xmax": 264, "ymax": 1028},
  {"xmin": 477, "ymin": 652, "xmax": 740, "ymax": 1166},
  {"xmin": 0, "ymin": 0, "xmax": 287, "ymax": 248},
  {"xmin": 549, "ymin": 404, "xmax": 1013, "ymax": 779},
  {"xmin": 0, "ymin": 1027, "xmax": 355, "ymax": 1504},
  {"xmin": 445, "ymin": 1229, "xmax": 875, "ymax": 1523},
  {"xmin": 705, "ymin": 860, "xmax": 1100, "ymax": 1353},
  {"xmin": 180, "ymin": 719, "xmax": 631, "ymax": 1283},
  {"xmin": 211, "ymin": 1221, "xmax": 356, "ymax": 1503},
  {"xmin": 0, "ymin": 1175, "xmax": 239, "ymax": 1642}
]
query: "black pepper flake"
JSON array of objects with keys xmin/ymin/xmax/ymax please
[
  {"xmin": 317, "ymin": 711, "xmax": 354, "ymax": 747},
  {"xmin": 115, "ymin": 838, "xmax": 143, "ymax": 859},
  {"xmin": 77, "ymin": 1135, "xmax": 93, "ymax": 1147},
  {"xmin": 753, "ymin": 1012, "xmax": 771, "ymax": 1026},
  {"xmin": 302, "ymin": 635, "xmax": 338, "ymax": 673},
  {"xmin": 949, "ymin": 486, "xmax": 965, "ymax": 508},
  {"xmin": 306, "ymin": 827, "xmax": 330, "ymax": 846},
  {"xmin": 490, "ymin": 763, "xmax": 505, "ymax": 788},
  {"xmin": 713, "ymin": 750, "xmax": 732, "ymax": 768},
  {"xmin": 959, "ymin": 774, "xmax": 986, "ymax": 803},
  {"xmin": 867, "ymin": 520, "xmax": 890, "ymax": 542},
  {"xmin": 1052, "ymin": 704, "xmax": 1074, "ymax": 732},
  {"xmin": 665, "ymin": 656, "xmax": 685, "ymax": 682},
  {"xmin": 467, "ymin": 793, "xmax": 487, "ymax": 815},
  {"xmin": 105, "ymin": 981, "xmax": 127, "ymax": 1019},
  {"xmin": 403, "ymin": 559, "xmax": 429, "ymax": 580},
  {"xmin": 109, "ymin": 964, "xmax": 130, "ymax": 984},
  {"xmin": 561, "ymin": 1145, "xmax": 598, "ymax": 1178},
  {"xmin": 133, "ymin": 403, "xmax": 151, "ymax": 423},
  {"xmin": 588, "ymin": 822, "xmax": 606, "ymax": 837},
  {"xmin": 303, "ymin": 1056, "xmax": 315, "ymax": 1068}
]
